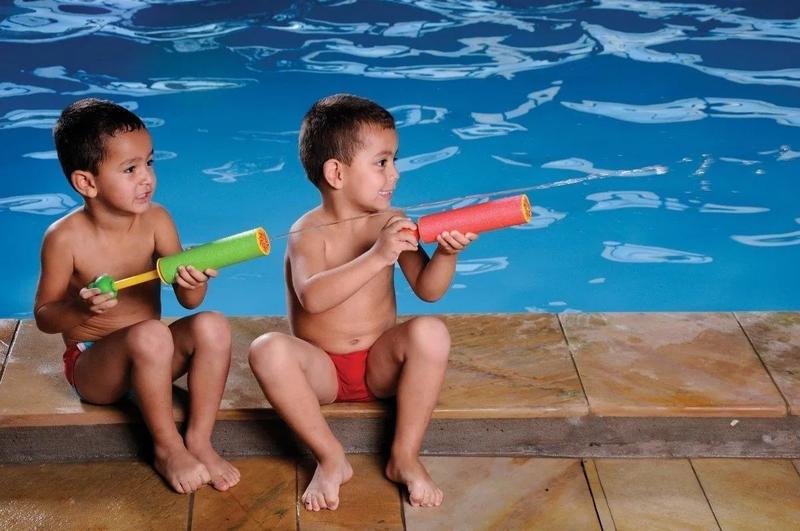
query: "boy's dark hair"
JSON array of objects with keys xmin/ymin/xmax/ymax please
[
  {"xmin": 299, "ymin": 94, "xmax": 395, "ymax": 188},
  {"xmin": 53, "ymin": 98, "xmax": 146, "ymax": 187}
]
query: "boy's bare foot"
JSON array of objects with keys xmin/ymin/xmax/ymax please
[
  {"xmin": 154, "ymin": 444, "xmax": 211, "ymax": 494},
  {"xmin": 302, "ymin": 454, "xmax": 354, "ymax": 511},
  {"xmin": 186, "ymin": 439, "xmax": 241, "ymax": 491},
  {"xmin": 386, "ymin": 455, "xmax": 443, "ymax": 507}
]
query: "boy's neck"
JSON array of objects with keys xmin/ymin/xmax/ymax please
[
  {"xmin": 320, "ymin": 193, "xmax": 378, "ymax": 223},
  {"xmin": 84, "ymin": 201, "xmax": 139, "ymax": 232}
]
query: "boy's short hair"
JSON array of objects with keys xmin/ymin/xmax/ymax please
[
  {"xmin": 299, "ymin": 94, "xmax": 395, "ymax": 188},
  {"xmin": 53, "ymin": 98, "xmax": 146, "ymax": 186}
]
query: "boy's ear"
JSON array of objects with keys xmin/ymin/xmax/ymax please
[
  {"xmin": 70, "ymin": 170, "xmax": 98, "ymax": 198},
  {"xmin": 322, "ymin": 159, "xmax": 344, "ymax": 190}
]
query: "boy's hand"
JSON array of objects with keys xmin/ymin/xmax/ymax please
[
  {"xmin": 372, "ymin": 216, "xmax": 419, "ymax": 266},
  {"xmin": 78, "ymin": 287, "xmax": 118, "ymax": 314},
  {"xmin": 174, "ymin": 265, "xmax": 218, "ymax": 289},
  {"xmin": 435, "ymin": 230, "xmax": 478, "ymax": 255}
]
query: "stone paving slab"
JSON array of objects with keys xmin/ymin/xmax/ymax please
[
  {"xmin": 593, "ymin": 459, "xmax": 718, "ymax": 531},
  {"xmin": 736, "ymin": 312, "xmax": 800, "ymax": 415},
  {"xmin": 561, "ymin": 313, "xmax": 787, "ymax": 417},
  {"xmin": 298, "ymin": 454, "xmax": 403, "ymax": 530},
  {"xmin": 192, "ymin": 457, "xmax": 296, "ymax": 531},
  {"xmin": 0, "ymin": 460, "xmax": 189, "ymax": 529},
  {"xmin": 436, "ymin": 314, "xmax": 588, "ymax": 418},
  {"xmin": 692, "ymin": 458, "xmax": 800, "ymax": 531},
  {"xmin": 582, "ymin": 458, "xmax": 616, "ymax": 531},
  {"xmin": 403, "ymin": 457, "xmax": 600, "ymax": 530}
]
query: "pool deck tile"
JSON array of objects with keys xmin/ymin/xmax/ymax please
[
  {"xmin": 403, "ymin": 457, "xmax": 601, "ymax": 530},
  {"xmin": 691, "ymin": 458, "xmax": 800, "ymax": 530},
  {"xmin": 192, "ymin": 456, "xmax": 296, "ymax": 531},
  {"xmin": 0, "ymin": 460, "xmax": 189, "ymax": 529},
  {"xmin": 0, "ymin": 319, "xmax": 17, "ymax": 382},
  {"xmin": 297, "ymin": 453, "xmax": 403, "ymax": 530},
  {"xmin": 561, "ymin": 313, "xmax": 787, "ymax": 417},
  {"xmin": 434, "ymin": 314, "xmax": 588, "ymax": 418},
  {"xmin": 0, "ymin": 321, "xmax": 142, "ymax": 427},
  {"xmin": 736, "ymin": 312, "xmax": 800, "ymax": 415},
  {"xmin": 593, "ymin": 459, "xmax": 718, "ymax": 531}
]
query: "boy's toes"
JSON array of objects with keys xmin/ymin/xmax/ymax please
[{"xmin": 324, "ymin": 493, "xmax": 340, "ymax": 511}]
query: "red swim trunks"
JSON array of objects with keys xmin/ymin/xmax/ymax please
[
  {"xmin": 326, "ymin": 348, "xmax": 376, "ymax": 402},
  {"xmin": 63, "ymin": 341, "xmax": 92, "ymax": 389}
]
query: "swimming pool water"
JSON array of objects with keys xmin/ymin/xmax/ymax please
[{"xmin": 1, "ymin": 0, "xmax": 798, "ymax": 318}]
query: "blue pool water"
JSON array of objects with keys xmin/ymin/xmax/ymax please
[{"xmin": 1, "ymin": 0, "xmax": 798, "ymax": 318}]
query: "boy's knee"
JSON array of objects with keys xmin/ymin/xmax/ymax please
[
  {"xmin": 407, "ymin": 316, "xmax": 450, "ymax": 361},
  {"xmin": 128, "ymin": 320, "xmax": 173, "ymax": 362},
  {"xmin": 248, "ymin": 332, "xmax": 293, "ymax": 373},
  {"xmin": 190, "ymin": 311, "xmax": 231, "ymax": 347}
]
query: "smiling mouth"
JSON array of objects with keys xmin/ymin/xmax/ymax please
[
  {"xmin": 136, "ymin": 192, "xmax": 152, "ymax": 202},
  {"xmin": 379, "ymin": 190, "xmax": 394, "ymax": 197}
]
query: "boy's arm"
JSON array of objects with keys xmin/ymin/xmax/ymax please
[
  {"xmin": 398, "ymin": 230, "xmax": 477, "ymax": 302},
  {"xmin": 152, "ymin": 206, "xmax": 215, "ymax": 310},
  {"xmin": 291, "ymin": 216, "xmax": 418, "ymax": 314},
  {"xmin": 34, "ymin": 226, "xmax": 116, "ymax": 333}
]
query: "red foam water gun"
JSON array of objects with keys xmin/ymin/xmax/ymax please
[{"xmin": 409, "ymin": 194, "xmax": 532, "ymax": 243}]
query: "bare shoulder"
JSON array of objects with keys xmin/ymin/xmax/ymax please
[
  {"xmin": 142, "ymin": 202, "xmax": 173, "ymax": 226},
  {"xmin": 287, "ymin": 208, "xmax": 325, "ymax": 257},
  {"xmin": 42, "ymin": 208, "xmax": 88, "ymax": 251}
]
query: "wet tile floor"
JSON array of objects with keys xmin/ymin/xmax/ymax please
[
  {"xmin": 1, "ymin": 313, "xmax": 799, "ymax": 529},
  {"xmin": 2, "ymin": 456, "xmax": 799, "ymax": 530},
  {"xmin": 2, "ymin": 313, "xmax": 799, "ymax": 427}
]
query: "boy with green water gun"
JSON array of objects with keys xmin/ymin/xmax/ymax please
[{"xmin": 34, "ymin": 98, "xmax": 239, "ymax": 494}]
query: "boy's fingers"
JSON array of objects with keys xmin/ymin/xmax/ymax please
[
  {"xmin": 204, "ymin": 268, "xmax": 218, "ymax": 278},
  {"xmin": 184, "ymin": 265, "xmax": 208, "ymax": 282}
]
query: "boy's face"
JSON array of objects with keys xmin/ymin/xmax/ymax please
[
  {"xmin": 341, "ymin": 124, "xmax": 399, "ymax": 212},
  {"xmin": 89, "ymin": 128, "xmax": 155, "ymax": 214}
]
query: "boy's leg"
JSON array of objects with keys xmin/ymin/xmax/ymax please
[
  {"xmin": 366, "ymin": 316, "xmax": 450, "ymax": 508},
  {"xmin": 249, "ymin": 332, "xmax": 352, "ymax": 511},
  {"xmin": 169, "ymin": 311, "xmax": 240, "ymax": 492},
  {"xmin": 72, "ymin": 320, "xmax": 211, "ymax": 494}
]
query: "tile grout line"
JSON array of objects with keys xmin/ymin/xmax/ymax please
[
  {"xmin": 733, "ymin": 312, "xmax": 792, "ymax": 413},
  {"xmin": 582, "ymin": 459, "xmax": 617, "ymax": 531},
  {"xmin": 0, "ymin": 320, "xmax": 21, "ymax": 388},
  {"xmin": 295, "ymin": 459, "xmax": 300, "ymax": 531},
  {"xmin": 399, "ymin": 482, "xmax": 407, "ymax": 530},
  {"xmin": 688, "ymin": 459, "xmax": 723, "ymax": 531},
  {"xmin": 186, "ymin": 491, "xmax": 195, "ymax": 531},
  {"xmin": 556, "ymin": 314, "xmax": 592, "ymax": 413}
]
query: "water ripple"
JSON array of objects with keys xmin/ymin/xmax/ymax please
[
  {"xmin": 602, "ymin": 241, "xmax": 712, "ymax": 264},
  {"xmin": 390, "ymin": 104, "xmax": 448, "ymax": 128},
  {"xmin": 0, "ymin": 193, "xmax": 76, "ymax": 215},
  {"xmin": 543, "ymin": 158, "xmax": 668, "ymax": 177},
  {"xmin": 0, "ymin": 82, "xmax": 53, "ymax": 98},
  {"xmin": 456, "ymin": 256, "xmax": 509, "ymax": 276},
  {"xmin": 563, "ymin": 97, "xmax": 800, "ymax": 127},
  {"xmin": 396, "ymin": 146, "xmax": 458, "ymax": 172},
  {"xmin": 203, "ymin": 158, "xmax": 285, "ymax": 183},
  {"xmin": 731, "ymin": 219, "xmax": 800, "ymax": 247},
  {"xmin": 454, "ymin": 85, "xmax": 560, "ymax": 139}
]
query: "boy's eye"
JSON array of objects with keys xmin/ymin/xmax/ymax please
[
  {"xmin": 124, "ymin": 165, "xmax": 136, "ymax": 173},
  {"xmin": 378, "ymin": 159, "xmax": 387, "ymax": 167},
  {"xmin": 146, "ymin": 159, "xmax": 154, "ymax": 167}
]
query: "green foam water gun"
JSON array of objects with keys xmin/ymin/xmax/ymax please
[{"xmin": 88, "ymin": 227, "xmax": 271, "ymax": 295}]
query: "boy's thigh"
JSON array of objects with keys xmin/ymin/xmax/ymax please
[
  {"xmin": 73, "ymin": 321, "xmax": 168, "ymax": 404},
  {"xmin": 252, "ymin": 332, "xmax": 338, "ymax": 404},
  {"xmin": 365, "ymin": 320, "xmax": 414, "ymax": 398}
]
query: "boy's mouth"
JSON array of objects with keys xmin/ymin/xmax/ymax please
[
  {"xmin": 378, "ymin": 189, "xmax": 394, "ymax": 198},
  {"xmin": 136, "ymin": 191, "xmax": 152, "ymax": 203}
]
